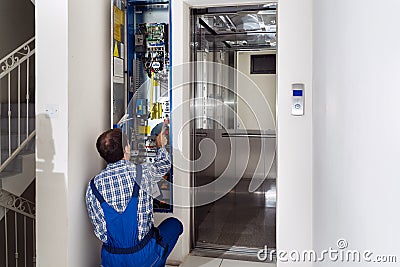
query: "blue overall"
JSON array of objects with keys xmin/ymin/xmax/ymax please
[{"xmin": 90, "ymin": 165, "xmax": 183, "ymax": 267}]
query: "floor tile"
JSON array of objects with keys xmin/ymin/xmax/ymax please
[
  {"xmin": 220, "ymin": 259, "xmax": 276, "ymax": 267},
  {"xmin": 196, "ymin": 179, "xmax": 276, "ymax": 248},
  {"xmin": 180, "ymin": 255, "xmax": 223, "ymax": 267}
]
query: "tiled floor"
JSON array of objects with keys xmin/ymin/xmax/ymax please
[
  {"xmin": 196, "ymin": 179, "xmax": 276, "ymax": 248},
  {"xmin": 167, "ymin": 255, "xmax": 276, "ymax": 267}
]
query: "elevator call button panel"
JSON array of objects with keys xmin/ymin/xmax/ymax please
[{"xmin": 291, "ymin": 83, "xmax": 304, "ymax": 116}]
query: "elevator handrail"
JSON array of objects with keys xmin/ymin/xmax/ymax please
[{"xmin": 221, "ymin": 132, "xmax": 276, "ymax": 138}]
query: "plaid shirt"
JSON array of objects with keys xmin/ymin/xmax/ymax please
[{"xmin": 85, "ymin": 147, "xmax": 171, "ymax": 243}]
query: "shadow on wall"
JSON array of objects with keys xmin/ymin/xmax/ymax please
[
  {"xmin": 35, "ymin": 113, "xmax": 68, "ymax": 265},
  {"xmin": 36, "ymin": 113, "xmax": 56, "ymax": 173}
]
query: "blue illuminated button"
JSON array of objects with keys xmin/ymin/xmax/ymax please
[{"xmin": 293, "ymin": 90, "xmax": 303, "ymax": 96}]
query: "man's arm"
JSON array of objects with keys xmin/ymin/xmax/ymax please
[
  {"xmin": 148, "ymin": 126, "xmax": 171, "ymax": 178},
  {"xmin": 85, "ymin": 185, "xmax": 107, "ymax": 242},
  {"xmin": 148, "ymin": 146, "xmax": 171, "ymax": 177},
  {"xmin": 139, "ymin": 129, "xmax": 171, "ymax": 195}
]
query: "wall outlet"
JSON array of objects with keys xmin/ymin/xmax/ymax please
[{"xmin": 45, "ymin": 104, "xmax": 59, "ymax": 118}]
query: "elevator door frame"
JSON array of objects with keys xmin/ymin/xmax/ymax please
[
  {"xmin": 189, "ymin": 3, "xmax": 278, "ymax": 259},
  {"xmin": 173, "ymin": 0, "xmax": 314, "ymax": 263}
]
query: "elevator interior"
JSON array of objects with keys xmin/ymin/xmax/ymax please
[{"xmin": 190, "ymin": 4, "xmax": 277, "ymax": 260}]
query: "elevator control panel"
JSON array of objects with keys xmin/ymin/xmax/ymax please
[
  {"xmin": 136, "ymin": 23, "xmax": 169, "ymax": 78},
  {"xmin": 291, "ymin": 83, "xmax": 304, "ymax": 116},
  {"xmin": 130, "ymin": 20, "xmax": 170, "ymax": 165},
  {"xmin": 111, "ymin": 0, "xmax": 172, "ymax": 212}
]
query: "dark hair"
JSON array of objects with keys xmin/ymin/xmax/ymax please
[{"xmin": 96, "ymin": 129, "xmax": 124, "ymax": 163}]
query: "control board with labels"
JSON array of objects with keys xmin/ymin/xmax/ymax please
[{"xmin": 111, "ymin": 0, "xmax": 172, "ymax": 212}]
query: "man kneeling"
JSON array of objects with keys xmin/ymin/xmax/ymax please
[{"xmin": 86, "ymin": 128, "xmax": 183, "ymax": 267}]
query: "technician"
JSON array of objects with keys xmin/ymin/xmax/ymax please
[{"xmin": 86, "ymin": 128, "xmax": 183, "ymax": 266}]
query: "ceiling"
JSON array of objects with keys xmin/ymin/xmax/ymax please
[{"xmin": 193, "ymin": 4, "xmax": 277, "ymax": 51}]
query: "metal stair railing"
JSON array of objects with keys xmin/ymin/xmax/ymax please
[
  {"xmin": 0, "ymin": 130, "xmax": 35, "ymax": 173},
  {"xmin": 0, "ymin": 34, "xmax": 36, "ymax": 267},
  {"xmin": 0, "ymin": 189, "xmax": 36, "ymax": 267},
  {"xmin": 0, "ymin": 37, "xmax": 35, "ymax": 172}
]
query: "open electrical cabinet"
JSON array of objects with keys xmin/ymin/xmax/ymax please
[{"xmin": 111, "ymin": 0, "xmax": 172, "ymax": 212}]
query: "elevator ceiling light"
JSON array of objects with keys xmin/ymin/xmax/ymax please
[{"xmin": 194, "ymin": 8, "xmax": 277, "ymax": 50}]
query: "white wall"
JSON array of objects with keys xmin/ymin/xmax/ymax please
[
  {"xmin": 276, "ymin": 1, "xmax": 313, "ymax": 266},
  {"xmin": 313, "ymin": 1, "xmax": 400, "ymax": 266},
  {"xmin": 36, "ymin": 0, "xmax": 69, "ymax": 264},
  {"xmin": 67, "ymin": 0, "xmax": 111, "ymax": 266},
  {"xmin": 237, "ymin": 50, "xmax": 276, "ymax": 130},
  {"xmin": 36, "ymin": 0, "xmax": 110, "ymax": 266}
]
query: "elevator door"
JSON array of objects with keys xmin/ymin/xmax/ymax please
[{"xmin": 190, "ymin": 4, "xmax": 277, "ymax": 259}]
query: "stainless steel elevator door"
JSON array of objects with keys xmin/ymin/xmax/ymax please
[{"xmin": 190, "ymin": 4, "xmax": 277, "ymax": 258}]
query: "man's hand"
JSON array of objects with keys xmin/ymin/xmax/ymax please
[
  {"xmin": 156, "ymin": 127, "xmax": 168, "ymax": 148},
  {"xmin": 123, "ymin": 143, "xmax": 131, "ymax": 160}
]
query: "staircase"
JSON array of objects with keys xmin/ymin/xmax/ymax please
[
  {"xmin": 0, "ymin": 36, "xmax": 36, "ymax": 266},
  {"xmin": 0, "ymin": 103, "xmax": 35, "ymax": 193},
  {"xmin": 0, "ymin": 0, "xmax": 36, "ymax": 264},
  {"xmin": 0, "ymin": 37, "xmax": 36, "ymax": 191},
  {"xmin": 0, "ymin": 186, "xmax": 36, "ymax": 267}
]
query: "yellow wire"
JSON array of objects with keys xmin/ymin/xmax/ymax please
[{"xmin": 150, "ymin": 72, "xmax": 154, "ymax": 105}]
